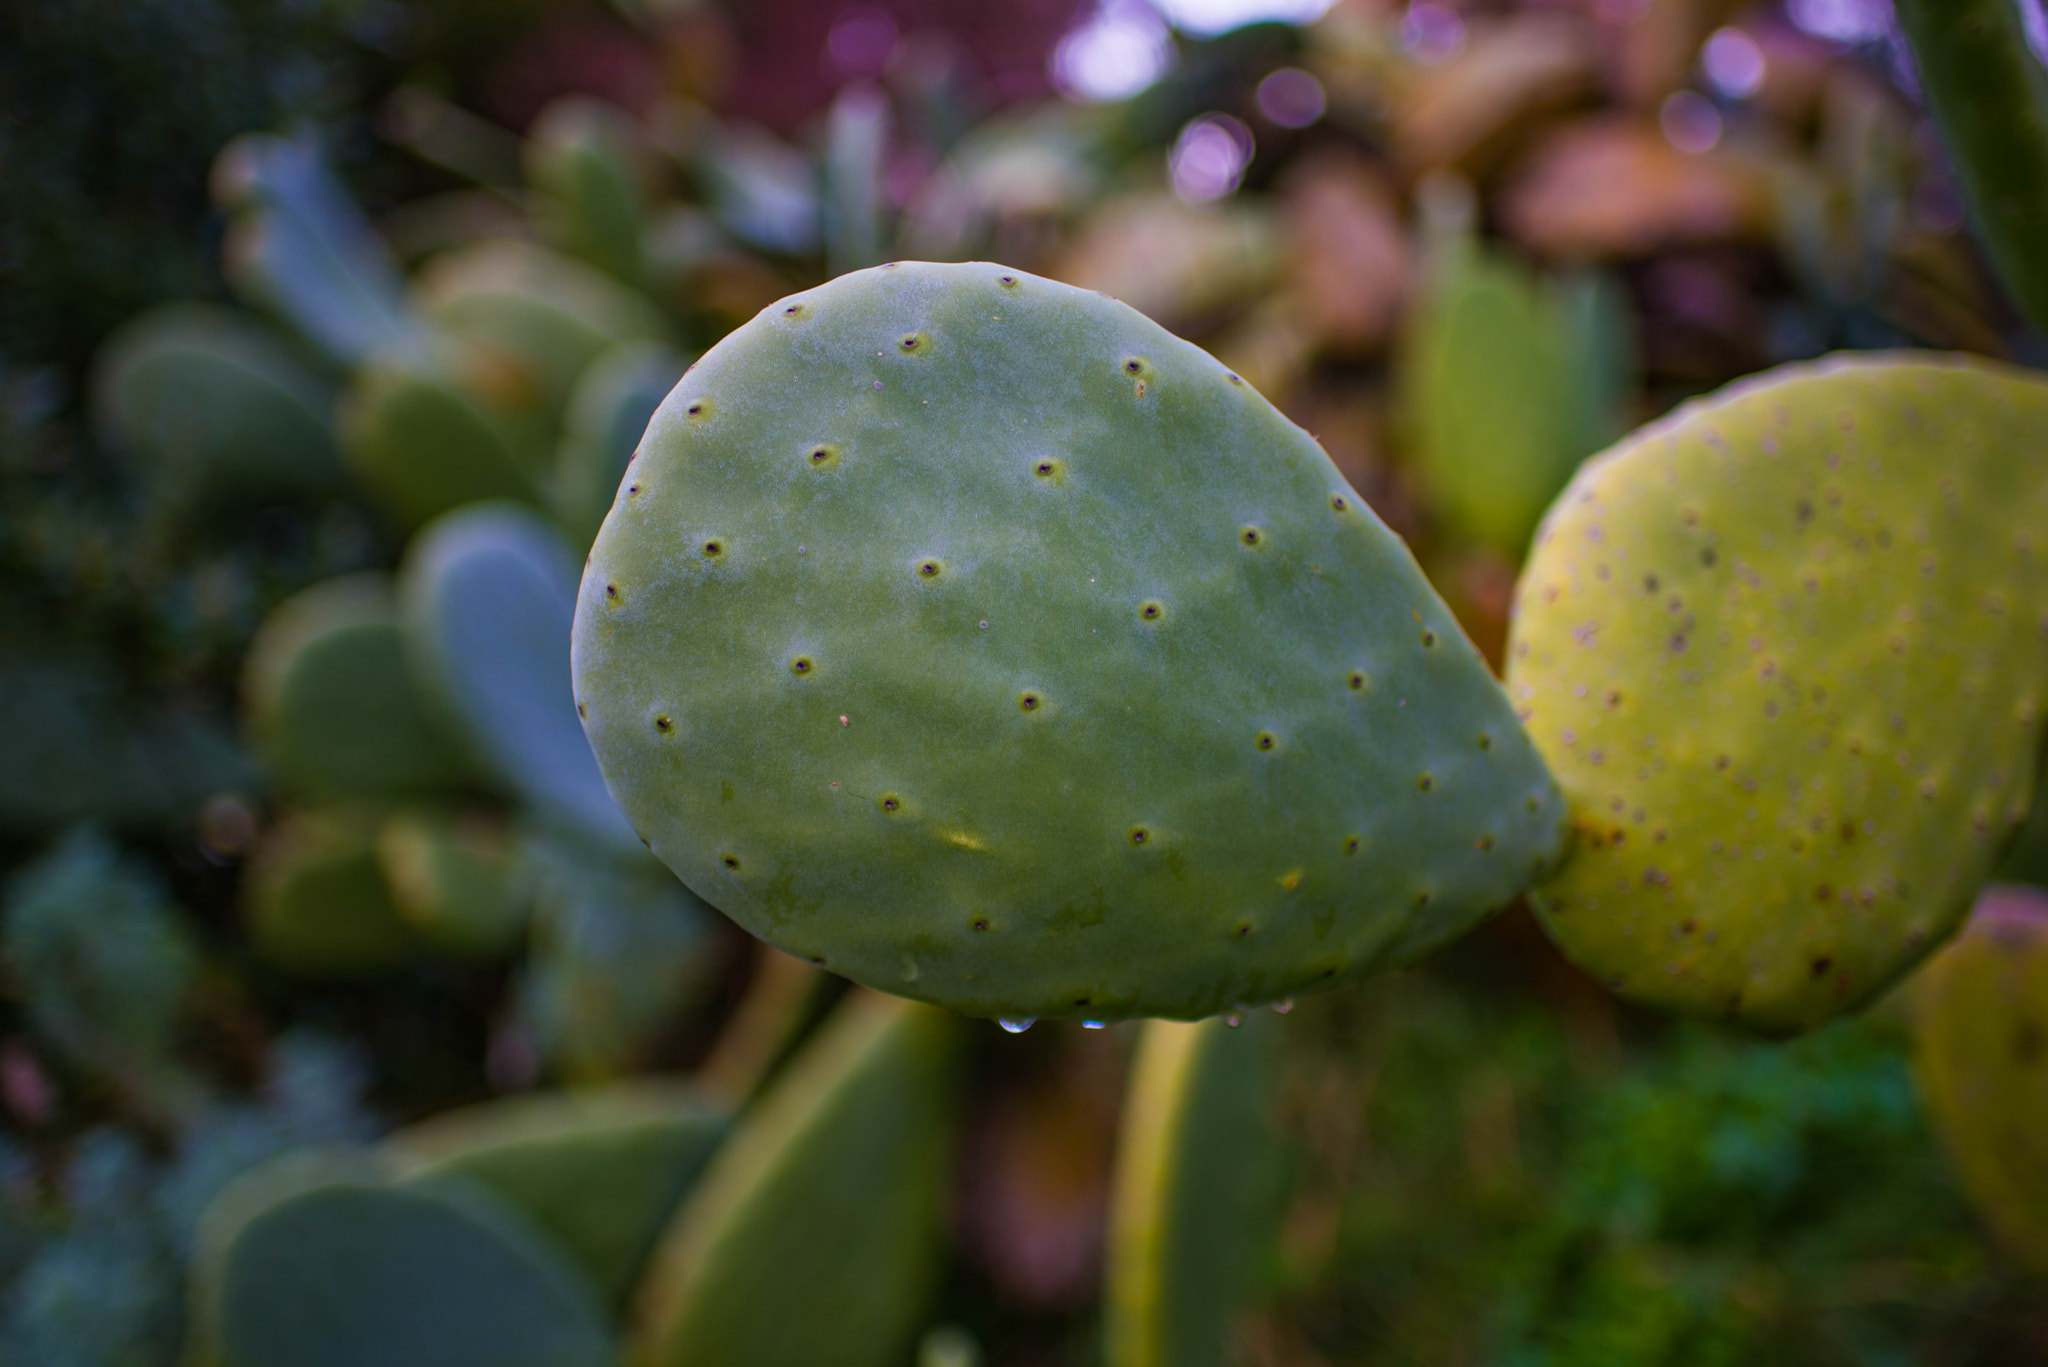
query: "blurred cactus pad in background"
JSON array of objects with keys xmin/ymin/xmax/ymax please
[{"xmin": 7, "ymin": 0, "xmax": 2048, "ymax": 1364}]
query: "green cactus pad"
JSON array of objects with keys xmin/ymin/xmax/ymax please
[
  {"xmin": 413, "ymin": 240, "xmax": 665, "ymax": 416},
  {"xmin": 91, "ymin": 302, "xmax": 344, "ymax": 512},
  {"xmin": 376, "ymin": 808, "xmax": 530, "ymax": 958},
  {"xmin": 1403, "ymin": 245, "xmax": 1625, "ymax": 557},
  {"xmin": 244, "ymin": 575, "xmax": 476, "ymax": 800},
  {"xmin": 401, "ymin": 505, "xmax": 641, "ymax": 851},
  {"xmin": 243, "ymin": 807, "xmax": 417, "ymax": 976},
  {"xmin": 572, "ymin": 261, "xmax": 1566, "ymax": 1022},
  {"xmin": 1105, "ymin": 1016, "xmax": 1280, "ymax": 1367},
  {"xmin": 553, "ymin": 341, "xmax": 688, "ymax": 550},
  {"xmin": 525, "ymin": 99, "xmax": 647, "ymax": 286},
  {"xmin": 340, "ymin": 359, "xmax": 545, "ymax": 531},
  {"xmin": 1911, "ymin": 884, "xmax": 2048, "ymax": 1273},
  {"xmin": 387, "ymin": 1081, "xmax": 728, "ymax": 1312},
  {"xmin": 192, "ymin": 1175, "xmax": 616, "ymax": 1367},
  {"xmin": 632, "ymin": 991, "xmax": 956, "ymax": 1367},
  {"xmin": 1508, "ymin": 354, "xmax": 2048, "ymax": 1033}
]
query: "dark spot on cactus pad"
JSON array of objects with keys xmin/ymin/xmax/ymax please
[
  {"xmin": 881, "ymin": 794, "xmax": 902, "ymax": 813},
  {"xmin": 998, "ymin": 275, "xmax": 1018, "ymax": 288},
  {"xmin": 1700, "ymin": 546, "xmax": 1718, "ymax": 567},
  {"xmin": 606, "ymin": 583, "xmax": 619, "ymax": 599},
  {"xmin": 1235, "ymin": 921, "xmax": 1253, "ymax": 937},
  {"xmin": 1255, "ymin": 731, "xmax": 1277, "ymax": 751},
  {"xmin": 1140, "ymin": 600, "xmax": 1165, "ymax": 621},
  {"xmin": 702, "ymin": 540, "xmax": 724, "ymax": 558},
  {"xmin": 899, "ymin": 333, "xmax": 924, "ymax": 353},
  {"xmin": 917, "ymin": 559, "xmax": 943, "ymax": 579},
  {"xmin": 809, "ymin": 444, "xmax": 839, "ymax": 468},
  {"xmin": 2013, "ymin": 1020, "xmax": 2043, "ymax": 1064},
  {"xmin": 1123, "ymin": 357, "xmax": 1149, "ymax": 376},
  {"xmin": 1414, "ymin": 890, "xmax": 1432, "ymax": 907},
  {"xmin": 1604, "ymin": 689, "xmax": 1623, "ymax": 708},
  {"xmin": 972, "ymin": 918, "xmax": 989, "ymax": 931},
  {"xmin": 577, "ymin": 702, "xmax": 587, "ymax": 718},
  {"xmin": 790, "ymin": 657, "xmax": 814, "ymax": 676},
  {"xmin": 1240, "ymin": 526, "xmax": 1263, "ymax": 547},
  {"xmin": 628, "ymin": 483, "xmax": 640, "ymax": 495},
  {"xmin": 1129, "ymin": 826, "xmax": 1150, "ymax": 845},
  {"xmin": 722, "ymin": 854, "xmax": 741, "ymax": 870},
  {"xmin": 1418, "ymin": 773, "xmax": 1434, "ymax": 791},
  {"xmin": 654, "ymin": 715, "xmax": 673, "ymax": 733},
  {"xmin": 1477, "ymin": 733, "xmax": 1493, "ymax": 750},
  {"xmin": 1643, "ymin": 574, "xmax": 1659, "ymax": 593},
  {"xmin": 1033, "ymin": 458, "xmax": 1063, "ymax": 479},
  {"xmin": 1422, "ymin": 630, "xmax": 1437, "ymax": 647},
  {"xmin": 1810, "ymin": 956, "xmax": 1833, "ymax": 978},
  {"xmin": 1019, "ymin": 692, "xmax": 1041, "ymax": 712},
  {"xmin": 1227, "ymin": 372, "xmax": 1245, "ymax": 385},
  {"xmin": 1475, "ymin": 835, "xmax": 1495, "ymax": 851},
  {"xmin": 686, "ymin": 401, "xmax": 708, "ymax": 417},
  {"xmin": 1331, "ymin": 494, "xmax": 1349, "ymax": 511},
  {"xmin": 1348, "ymin": 671, "xmax": 1367, "ymax": 691},
  {"xmin": 1795, "ymin": 498, "xmax": 1813, "ymax": 525},
  {"xmin": 1343, "ymin": 835, "xmax": 1361, "ymax": 855}
]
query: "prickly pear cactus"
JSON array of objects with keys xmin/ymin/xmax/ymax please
[
  {"xmin": 375, "ymin": 808, "xmax": 529, "ymax": 958},
  {"xmin": 190, "ymin": 1173, "xmax": 616, "ymax": 1367},
  {"xmin": 243, "ymin": 575, "xmax": 475, "ymax": 800},
  {"xmin": 401, "ymin": 504, "xmax": 641, "ymax": 852},
  {"xmin": 1508, "ymin": 354, "xmax": 2048, "ymax": 1033},
  {"xmin": 525, "ymin": 98, "xmax": 647, "ymax": 286},
  {"xmin": 632, "ymin": 991, "xmax": 955, "ymax": 1367},
  {"xmin": 1105, "ymin": 1016, "xmax": 1280, "ymax": 1367},
  {"xmin": 413, "ymin": 239, "xmax": 665, "ymax": 416},
  {"xmin": 573, "ymin": 262, "xmax": 1567, "ymax": 1022},
  {"xmin": 90, "ymin": 302, "xmax": 343, "ymax": 513},
  {"xmin": 553, "ymin": 341, "xmax": 688, "ymax": 550},
  {"xmin": 339, "ymin": 360, "xmax": 543, "ymax": 531},
  {"xmin": 387, "ymin": 1082, "xmax": 727, "ymax": 1312},
  {"xmin": 243, "ymin": 807, "xmax": 417, "ymax": 976},
  {"xmin": 1911, "ymin": 884, "xmax": 2048, "ymax": 1273}
]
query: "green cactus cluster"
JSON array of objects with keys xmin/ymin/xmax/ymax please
[{"xmin": 14, "ymin": 3, "xmax": 2048, "ymax": 1363}]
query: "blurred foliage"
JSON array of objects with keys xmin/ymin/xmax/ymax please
[{"xmin": 2, "ymin": 0, "xmax": 2046, "ymax": 1363}]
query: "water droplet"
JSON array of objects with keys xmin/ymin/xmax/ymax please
[
  {"xmin": 1224, "ymin": 1011, "xmax": 1244, "ymax": 1028},
  {"xmin": 1273, "ymin": 999, "xmax": 1294, "ymax": 1015},
  {"xmin": 1082, "ymin": 1020, "xmax": 1106, "ymax": 1029},
  {"xmin": 998, "ymin": 1017, "xmax": 1035, "ymax": 1034}
]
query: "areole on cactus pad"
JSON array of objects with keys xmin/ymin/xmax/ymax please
[
  {"xmin": 571, "ymin": 261, "xmax": 1567, "ymax": 1022},
  {"xmin": 1508, "ymin": 354, "xmax": 2048, "ymax": 1033}
]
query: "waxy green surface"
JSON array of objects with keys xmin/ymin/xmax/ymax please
[
  {"xmin": 1509, "ymin": 354, "xmax": 2048, "ymax": 1033},
  {"xmin": 574, "ymin": 261, "xmax": 1565, "ymax": 1022}
]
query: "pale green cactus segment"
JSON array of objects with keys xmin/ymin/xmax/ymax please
[
  {"xmin": 191, "ymin": 1174, "xmax": 616, "ymax": 1367},
  {"xmin": 632, "ymin": 992, "xmax": 957, "ymax": 1367},
  {"xmin": 243, "ymin": 807, "xmax": 416, "ymax": 977},
  {"xmin": 211, "ymin": 131, "xmax": 427, "ymax": 369},
  {"xmin": 525, "ymin": 98, "xmax": 648, "ymax": 286},
  {"xmin": 413, "ymin": 239, "xmax": 666, "ymax": 416},
  {"xmin": 1910, "ymin": 884, "xmax": 2048, "ymax": 1274},
  {"xmin": 243, "ymin": 574, "xmax": 475, "ymax": 800},
  {"xmin": 1508, "ymin": 353, "xmax": 2048, "ymax": 1033},
  {"xmin": 553, "ymin": 340, "xmax": 689, "ymax": 550},
  {"xmin": 401, "ymin": 504, "xmax": 642, "ymax": 852},
  {"xmin": 1403, "ymin": 243, "xmax": 1627, "ymax": 557},
  {"xmin": 1105, "ymin": 1015, "xmax": 1280, "ymax": 1367},
  {"xmin": 573, "ymin": 262, "xmax": 1566, "ymax": 1023},
  {"xmin": 339, "ymin": 358, "xmax": 545, "ymax": 531},
  {"xmin": 90, "ymin": 302, "xmax": 344, "ymax": 512},
  {"xmin": 375, "ymin": 808, "xmax": 530, "ymax": 958},
  {"xmin": 386, "ymin": 1081, "xmax": 729, "ymax": 1313}
]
